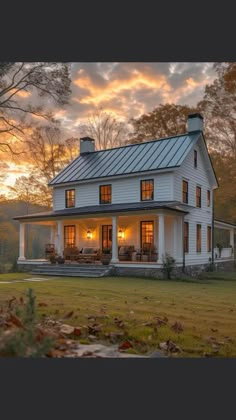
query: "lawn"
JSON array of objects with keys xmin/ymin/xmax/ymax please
[{"xmin": 0, "ymin": 272, "xmax": 236, "ymax": 357}]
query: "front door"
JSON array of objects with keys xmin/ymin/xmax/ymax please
[{"xmin": 102, "ymin": 225, "xmax": 112, "ymax": 251}]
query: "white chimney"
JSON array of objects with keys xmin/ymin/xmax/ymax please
[
  {"xmin": 80, "ymin": 137, "xmax": 95, "ymax": 155},
  {"xmin": 187, "ymin": 113, "xmax": 204, "ymax": 133}
]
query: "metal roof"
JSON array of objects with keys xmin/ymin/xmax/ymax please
[
  {"xmin": 14, "ymin": 201, "xmax": 188, "ymax": 221},
  {"xmin": 49, "ymin": 132, "xmax": 201, "ymax": 185}
]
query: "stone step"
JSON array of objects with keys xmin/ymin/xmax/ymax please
[
  {"xmin": 31, "ymin": 270, "xmax": 107, "ymax": 278},
  {"xmin": 31, "ymin": 263, "xmax": 112, "ymax": 278}
]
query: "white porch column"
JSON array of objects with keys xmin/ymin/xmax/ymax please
[
  {"xmin": 230, "ymin": 228, "xmax": 234, "ymax": 257},
  {"xmin": 111, "ymin": 215, "xmax": 119, "ymax": 263},
  {"xmin": 18, "ymin": 223, "xmax": 26, "ymax": 261},
  {"xmin": 173, "ymin": 217, "xmax": 178, "ymax": 260},
  {"xmin": 50, "ymin": 225, "xmax": 56, "ymax": 244},
  {"xmin": 57, "ymin": 220, "xmax": 63, "ymax": 256},
  {"xmin": 158, "ymin": 214, "xmax": 165, "ymax": 264}
]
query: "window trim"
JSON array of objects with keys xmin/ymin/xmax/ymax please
[
  {"xmin": 99, "ymin": 184, "xmax": 112, "ymax": 205},
  {"xmin": 196, "ymin": 185, "xmax": 202, "ymax": 208},
  {"xmin": 207, "ymin": 190, "xmax": 211, "ymax": 207},
  {"xmin": 65, "ymin": 189, "xmax": 75, "ymax": 208},
  {"xmin": 184, "ymin": 222, "xmax": 189, "ymax": 253},
  {"xmin": 196, "ymin": 224, "xmax": 202, "ymax": 253},
  {"xmin": 64, "ymin": 225, "xmax": 76, "ymax": 248},
  {"xmin": 194, "ymin": 150, "xmax": 198, "ymax": 168},
  {"xmin": 182, "ymin": 180, "xmax": 189, "ymax": 204},
  {"xmin": 140, "ymin": 179, "xmax": 154, "ymax": 202},
  {"xmin": 207, "ymin": 225, "xmax": 212, "ymax": 252},
  {"xmin": 140, "ymin": 220, "xmax": 154, "ymax": 248}
]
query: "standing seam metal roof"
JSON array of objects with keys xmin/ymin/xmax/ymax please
[{"xmin": 49, "ymin": 132, "xmax": 201, "ymax": 185}]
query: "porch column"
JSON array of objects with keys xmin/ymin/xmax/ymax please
[
  {"xmin": 230, "ymin": 228, "xmax": 234, "ymax": 257},
  {"xmin": 111, "ymin": 215, "xmax": 119, "ymax": 263},
  {"xmin": 173, "ymin": 217, "xmax": 178, "ymax": 260},
  {"xmin": 57, "ymin": 220, "xmax": 63, "ymax": 256},
  {"xmin": 18, "ymin": 223, "xmax": 26, "ymax": 261},
  {"xmin": 158, "ymin": 214, "xmax": 165, "ymax": 264},
  {"xmin": 50, "ymin": 225, "xmax": 56, "ymax": 244}
]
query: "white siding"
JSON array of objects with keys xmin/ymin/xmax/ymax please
[
  {"xmin": 53, "ymin": 172, "xmax": 174, "ymax": 211},
  {"xmin": 174, "ymin": 141, "xmax": 213, "ymax": 264}
]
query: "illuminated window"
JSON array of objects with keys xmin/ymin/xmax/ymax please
[
  {"xmin": 64, "ymin": 225, "xmax": 76, "ymax": 248},
  {"xmin": 65, "ymin": 189, "xmax": 75, "ymax": 208},
  {"xmin": 207, "ymin": 226, "xmax": 212, "ymax": 252},
  {"xmin": 182, "ymin": 180, "xmax": 188, "ymax": 204},
  {"xmin": 184, "ymin": 222, "xmax": 189, "ymax": 253},
  {"xmin": 196, "ymin": 224, "xmax": 201, "ymax": 253},
  {"xmin": 141, "ymin": 179, "xmax": 154, "ymax": 201},
  {"xmin": 140, "ymin": 221, "xmax": 154, "ymax": 247},
  {"xmin": 196, "ymin": 186, "xmax": 201, "ymax": 208},
  {"xmin": 100, "ymin": 185, "xmax": 112, "ymax": 204}
]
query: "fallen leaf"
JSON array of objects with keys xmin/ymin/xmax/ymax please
[
  {"xmin": 73, "ymin": 327, "xmax": 82, "ymax": 336},
  {"xmin": 88, "ymin": 323, "xmax": 102, "ymax": 334},
  {"xmin": 60, "ymin": 324, "xmax": 75, "ymax": 335},
  {"xmin": 171, "ymin": 322, "xmax": 184, "ymax": 333},
  {"xmin": 38, "ymin": 302, "xmax": 48, "ymax": 307},
  {"xmin": 159, "ymin": 340, "xmax": 181, "ymax": 353},
  {"xmin": 63, "ymin": 311, "xmax": 74, "ymax": 319},
  {"xmin": 119, "ymin": 340, "xmax": 133, "ymax": 351},
  {"xmin": 211, "ymin": 328, "xmax": 218, "ymax": 333},
  {"xmin": 8, "ymin": 313, "xmax": 25, "ymax": 329}
]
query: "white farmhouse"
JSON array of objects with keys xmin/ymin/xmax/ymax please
[{"xmin": 15, "ymin": 113, "xmax": 235, "ymax": 276}]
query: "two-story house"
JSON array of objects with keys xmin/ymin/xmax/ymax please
[{"xmin": 15, "ymin": 113, "xmax": 235, "ymax": 275}]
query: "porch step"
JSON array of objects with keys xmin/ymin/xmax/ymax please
[{"xmin": 31, "ymin": 263, "xmax": 112, "ymax": 278}]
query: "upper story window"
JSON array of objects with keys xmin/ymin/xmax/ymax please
[
  {"xmin": 182, "ymin": 180, "xmax": 188, "ymax": 204},
  {"xmin": 196, "ymin": 186, "xmax": 201, "ymax": 208},
  {"xmin": 194, "ymin": 150, "xmax": 198, "ymax": 168},
  {"xmin": 207, "ymin": 190, "xmax": 211, "ymax": 207},
  {"xmin": 141, "ymin": 179, "xmax": 154, "ymax": 201},
  {"xmin": 65, "ymin": 189, "xmax": 75, "ymax": 208},
  {"xmin": 100, "ymin": 184, "xmax": 112, "ymax": 204}
]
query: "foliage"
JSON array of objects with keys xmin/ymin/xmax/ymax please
[
  {"xmin": 129, "ymin": 103, "xmax": 198, "ymax": 143},
  {"xmin": 0, "ymin": 288, "xmax": 54, "ymax": 357},
  {"xmin": 162, "ymin": 253, "xmax": 176, "ymax": 280},
  {"xmin": 79, "ymin": 109, "xmax": 129, "ymax": 150},
  {"xmin": 0, "ymin": 62, "xmax": 71, "ymax": 154}
]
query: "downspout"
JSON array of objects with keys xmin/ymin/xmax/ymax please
[{"xmin": 211, "ymin": 189, "xmax": 215, "ymax": 267}]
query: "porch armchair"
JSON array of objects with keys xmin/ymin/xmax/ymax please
[
  {"xmin": 136, "ymin": 243, "xmax": 158, "ymax": 262},
  {"xmin": 118, "ymin": 245, "xmax": 135, "ymax": 261},
  {"xmin": 45, "ymin": 243, "xmax": 55, "ymax": 259}
]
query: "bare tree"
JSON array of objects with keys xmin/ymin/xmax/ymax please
[
  {"xmin": 80, "ymin": 110, "xmax": 129, "ymax": 150},
  {"xmin": 0, "ymin": 62, "xmax": 71, "ymax": 154}
]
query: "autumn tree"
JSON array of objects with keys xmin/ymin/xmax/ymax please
[
  {"xmin": 80, "ymin": 110, "xmax": 129, "ymax": 150},
  {"xmin": 199, "ymin": 63, "xmax": 236, "ymax": 156},
  {"xmin": 8, "ymin": 175, "xmax": 52, "ymax": 210},
  {"xmin": 129, "ymin": 103, "xmax": 198, "ymax": 143},
  {"xmin": 0, "ymin": 62, "xmax": 71, "ymax": 154}
]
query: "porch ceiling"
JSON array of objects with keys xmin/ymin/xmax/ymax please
[{"xmin": 13, "ymin": 201, "xmax": 188, "ymax": 222}]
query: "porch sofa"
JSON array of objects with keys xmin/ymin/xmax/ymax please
[{"xmin": 64, "ymin": 246, "xmax": 101, "ymax": 263}]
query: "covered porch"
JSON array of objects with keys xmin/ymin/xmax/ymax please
[{"xmin": 16, "ymin": 207, "xmax": 187, "ymax": 267}]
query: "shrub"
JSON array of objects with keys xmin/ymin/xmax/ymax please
[{"xmin": 162, "ymin": 253, "xmax": 176, "ymax": 280}]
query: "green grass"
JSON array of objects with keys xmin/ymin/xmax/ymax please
[{"xmin": 0, "ymin": 272, "xmax": 236, "ymax": 357}]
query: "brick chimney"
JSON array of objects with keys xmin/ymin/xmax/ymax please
[
  {"xmin": 187, "ymin": 113, "xmax": 204, "ymax": 133},
  {"xmin": 80, "ymin": 137, "xmax": 95, "ymax": 155}
]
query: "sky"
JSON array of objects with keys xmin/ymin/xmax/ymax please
[{"xmin": 1, "ymin": 62, "xmax": 216, "ymax": 193}]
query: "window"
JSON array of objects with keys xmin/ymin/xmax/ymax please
[
  {"xmin": 140, "ymin": 221, "xmax": 154, "ymax": 248},
  {"xmin": 141, "ymin": 179, "xmax": 154, "ymax": 201},
  {"xmin": 184, "ymin": 222, "xmax": 189, "ymax": 253},
  {"xmin": 207, "ymin": 190, "xmax": 211, "ymax": 207},
  {"xmin": 194, "ymin": 150, "xmax": 198, "ymax": 168},
  {"xmin": 65, "ymin": 189, "xmax": 75, "ymax": 208},
  {"xmin": 182, "ymin": 180, "xmax": 188, "ymax": 204},
  {"xmin": 196, "ymin": 186, "xmax": 201, "ymax": 208},
  {"xmin": 100, "ymin": 185, "xmax": 112, "ymax": 204},
  {"xmin": 207, "ymin": 226, "xmax": 212, "ymax": 252},
  {"xmin": 196, "ymin": 224, "xmax": 201, "ymax": 253},
  {"xmin": 64, "ymin": 225, "xmax": 76, "ymax": 248}
]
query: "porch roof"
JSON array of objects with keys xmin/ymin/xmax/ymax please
[{"xmin": 13, "ymin": 201, "xmax": 188, "ymax": 221}]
